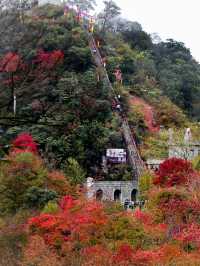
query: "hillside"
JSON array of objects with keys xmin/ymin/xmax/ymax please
[
  {"xmin": 1, "ymin": 2, "xmax": 200, "ymax": 176},
  {"xmin": 1, "ymin": 1, "xmax": 200, "ymax": 265}
]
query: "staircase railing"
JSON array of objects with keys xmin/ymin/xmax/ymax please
[{"xmin": 88, "ymin": 33, "xmax": 145, "ymax": 181}]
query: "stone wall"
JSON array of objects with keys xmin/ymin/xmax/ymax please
[
  {"xmin": 169, "ymin": 144, "xmax": 200, "ymax": 160},
  {"xmin": 86, "ymin": 178, "xmax": 138, "ymax": 203}
]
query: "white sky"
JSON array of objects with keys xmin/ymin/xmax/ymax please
[{"xmin": 95, "ymin": 0, "xmax": 200, "ymax": 62}]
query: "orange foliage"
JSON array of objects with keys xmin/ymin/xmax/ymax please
[
  {"xmin": 28, "ymin": 196, "xmax": 107, "ymax": 249},
  {"xmin": 47, "ymin": 171, "xmax": 74, "ymax": 196},
  {"xmin": 21, "ymin": 235, "xmax": 64, "ymax": 266}
]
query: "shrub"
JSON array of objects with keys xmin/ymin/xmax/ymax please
[
  {"xmin": 42, "ymin": 201, "xmax": 59, "ymax": 214},
  {"xmin": 47, "ymin": 170, "xmax": 74, "ymax": 196},
  {"xmin": 21, "ymin": 235, "xmax": 63, "ymax": 266},
  {"xmin": 24, "ymin": 187, "xmax": 57, "ymax": 209},
  {"xmin": 139, "ymin": 170, "xmax": 154, "ymax": 200},
  {"xmin": 12, "ymin": 133, "xmax": 38, "ymax": 154},
  {"xmin": 154, "ymin": 158, "xmax": 194, "ymax": 187},
  {"xmin": 192, "ymin": 155, "xmax": 200, "ymax": 170},
  {"xmin": 0, "ymin": 152, "xmax": 47, "ymax": 214}
]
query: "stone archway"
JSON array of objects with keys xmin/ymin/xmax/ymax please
[
  {"xmin": 114, "ymin": 189, "xmax": 121, "ymax": 201},
  {"xmin": 96, "ymin": 189, "xmax": 103, "ymax": 201},
  {"xmin": 131, "ymin": 189, "xmax": 138, "ymax": 202}
]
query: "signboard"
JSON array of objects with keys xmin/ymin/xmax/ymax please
[{"xmin": 106, "ymin": 149, "xmax": 126, "ymax": 163}]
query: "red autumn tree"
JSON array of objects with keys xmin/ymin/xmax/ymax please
[
  {"xmin": 113, "ymin": 244, "xmax": 164, "ymax": 266},
  {"xmin": 36, "ymin": 50, "xmax": 64, "ymax": 70},
  {"xmin": 28, "ymin": 195, "xmax": 107, "ymax": 249},
  {"xmin": 0, "ymin": 49, "xmax": 64, "ymax": 117},
  {"xmin": 12, "ymin": 133, "xmax": 38, "ymax": 154},
  {"xmin": 175, "ymin": 223, "xmax": 200, "ymax": 250},
  {"xmin": 0, "ymin": 52, "xmax": 24, "ymax": 114},
  {"xmin": 0, "ymin": 52, "xmax": 22, "ymax": 73},
  {"xmin": 154, "ymin": 158, "xmax": 194, "ymax": 187}
]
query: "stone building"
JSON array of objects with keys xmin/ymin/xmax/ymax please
[{"xmin": 86, "ymin": 178, "xmax": 138, "ymax": 203}]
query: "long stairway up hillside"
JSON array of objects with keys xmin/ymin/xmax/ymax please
[{"xmin": 88, "ymin": 34, "xmax": 144, "ymax": 181}]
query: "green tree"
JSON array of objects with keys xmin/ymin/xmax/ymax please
[
  {"xmin": 139, "ymin": 170, "xmax": 153, "ymax": 200},
  {"xmin": 98, "ymin": 0, "xmax": 121, "ymax": 33},
  {"xmin": 24, "ymin": 187, "xmax": 57, "ymax": 209},
  {"xmin": 153, "ymin": 39, "xmax": 200, "ymax": 116},
  {"xmin": 64, "ymin": 157, "xmax": 86, "ymax": 185},
  {"xmin": 192, "ymin": 155, "xmax": 200, "ymax": 171},
  {"xmin": 122, "ymin": 29, "xmax": 153, "ymax": 51},
  {"xmin": 0, "ymin": 152, "xmax": 48, "ymax": 215}
]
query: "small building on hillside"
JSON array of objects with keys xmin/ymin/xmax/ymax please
[
  {"xmin": 86, "ymin": 177, "xmax": 138, "ymax": 203},
  {"xmin": 146, "ymin": 159, "xmax": 164, "ymax": 171},
  {"xmin": 106, "ymin": 149, "xmax": 126, "ymax": 164}
]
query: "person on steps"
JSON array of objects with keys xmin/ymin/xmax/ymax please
[
  {"xmin": 88, "ymin": 17, "xmax": 95, "ymax": 33},
  {"xmin": 102, "ymin": 57, "xmax": 106, "ymax": 67}
]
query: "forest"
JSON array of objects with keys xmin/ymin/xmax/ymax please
[{"xmin": 1, "ymin": 0, "xmax": 200, "ymax": 265}]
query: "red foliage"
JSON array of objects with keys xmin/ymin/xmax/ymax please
[
  {"xmin": 28, "ymin": 196, "xmax": 107, "ymax": 247},
  {"xmin": 82, "ymin": 245, "xmax": 112, "ymax": 266},
  {"xmin": 12, "ymin": 133, "xmax": 38, "ymax": 154},
  {"xmin": 0, "ymin": 50, "xmax": 64, "ymax": 85},
  {"xmin": 113, "ymin": 244, "xmax": 134, "ymax": 265},
  {"xmin": 133, "ymin": 208, "xmax": 153, "ymax": 225},
  {"xmin": 113, "ymin": 244, "xmax": 164, "ymax": 266},
  {"xmin": 0, "ymin": 52, "xmax": 22, "ymax": 72},
  {"xmin": 160, "ymin": 197, "xmax": 189, "ymax": 214},
  {"xmin": 60, "ymin": 195, "xmax": 76, "ymax": 211},
  {"xmin": 36, "ymin": 49, "xmax": 64, "ymax": 70},
  {"xmin": 22, "ymin": 151, "xmax": 200, "ymax": 265},
  {"xmin": 154, "ymin": 158, "xmax": 194, "ymax": 187},
  {"xmin": 175, "ymin": 223, "xmax": 200, "ymax": 247},
  {"xmin": 132, "ymin": 249, "xmax": 163, "ymax": 266}
]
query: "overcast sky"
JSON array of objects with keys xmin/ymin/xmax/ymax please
[{"xmin": 95, "ymin": 0, "xmax": 200, "ymax": 62}]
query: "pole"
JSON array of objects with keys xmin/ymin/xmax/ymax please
[{"xmin": 13, "ymin": 94, "xmax": 16, "ymax": 116}]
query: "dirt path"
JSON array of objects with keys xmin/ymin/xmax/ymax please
[{"xmin": 130, "ymin": 96, "xmax": 159, "ymax": 133}]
